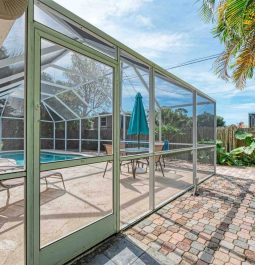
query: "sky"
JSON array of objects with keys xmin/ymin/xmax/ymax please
[{"xmin": 55, "ymin": 0, "xmax": 255, "ymax": 125}]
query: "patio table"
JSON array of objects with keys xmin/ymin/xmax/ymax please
[{"xmin": 120, "ymin": 147, "xmax": 149, "ymax": 178}]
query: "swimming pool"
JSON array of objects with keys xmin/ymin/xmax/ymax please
[{"xmin": 0, "ymin": 151, "xmax": 83, "ymax": 166}]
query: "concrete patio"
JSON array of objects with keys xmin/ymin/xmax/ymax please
[
  {"xmin": 0, "ymin": 156, "xmax": 212, "ymax": 264},
  {"xmin": 70, "ymin": 166, "xmax": 255, "ymax": 265}
]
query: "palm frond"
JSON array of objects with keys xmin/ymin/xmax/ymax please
[
  {"xmin": 199, "ymin": 0, "xmax": 255, "ymax": 89},
  {"xmin": 214, "ymin": 45, "xmax": 237, "ymax": 79},
  {"xmin": 225, "ymin": 0, "xmax": 254, "ymax": 35},
  {"xmin": 233, "ymin": 33, "xmax": 255, "ymax": 89},
  {"xmin": 199, "ymin": 0, "xmax": 218, "ymax": 22}
]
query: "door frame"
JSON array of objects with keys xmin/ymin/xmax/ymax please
[{"xmin": 26, "ymin": 19, "xmax": 120, "ymax": 264}]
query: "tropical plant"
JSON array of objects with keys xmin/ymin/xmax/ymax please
[
  {"xmin": 200, "ymin": 0, "xmax": 255, "ymax": 89},
  {"xmin": 217, "ymin": 130, "xmax": 255, "ymax": 166}
]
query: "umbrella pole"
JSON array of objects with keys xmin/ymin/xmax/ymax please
[{"xmin": 138, "ymin": 134, "xmax": 140, "ymax": 149}]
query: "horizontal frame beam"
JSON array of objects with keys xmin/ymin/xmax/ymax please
[{"xmin": 0, "ymin": 170, "xmax": 26, "ymax": 181}]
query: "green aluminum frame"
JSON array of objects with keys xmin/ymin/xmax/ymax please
[
  {"xmin": 37, "ymin": 30, "xmax": 119, "ymax": 265},
  {"xmin": 0, "ymin": 0, "xmax": 216, "ymax": 264}
]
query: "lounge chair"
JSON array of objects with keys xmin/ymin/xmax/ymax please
[
  {"xmin": 0, "ymin": 158, "xmax": 65, "ymax": 188},
  {"xmin": 0, "ymin": 158, "xmax": 22, "ymax": 172},
  {"xmin": 0, "ymin": 158, "xmax": 23, "ymax": 205},
  {"xmin": 0, "ymin": 171, "xmax": 66, "ymax": 206},
  {"xmin": 0, "ymin": 180, "xmax": 12, "ymax": 205},
  {"xmin": 0, "ymin": 158, "xmax": 66, "ymax": 205},
  {"xmin": 40, "ymin": 171, "xmax": 66, "ymax": 190}
]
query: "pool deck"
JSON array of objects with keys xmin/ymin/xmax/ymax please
[{"xmin": 0, "ymin": 157, "xmax": 212, "ymax": 265}]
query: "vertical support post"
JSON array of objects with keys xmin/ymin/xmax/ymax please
[
  {"xmin": 53, "ymin": 121, "xmax": 55, "ymax": 150},
  {"xmin": 158, "ymin": 109, "xmax": 162, "ymax": 142},
  {"xmin": 123, "ymin": 114, "xmax": 126, "ymax": 144},
  {"xmin": 114, "ymin": 47, "xmax": 121, "ymax": 232},
  {"xmin": 0, "ymin": 118, "xmax": 2, "ymax": 148},
  {"xmin": 79, "ymin": 119, "xmax": 82, "ymax": 153},
  {"xmin": 192, "ymin": 91, "xmax": 198, "ymax": 195},
  {"xmin": 98, "ymin": 116, "xmax": 100, "ymax": 154},
  {"xmin": 214, "ymin": 102, "xmax": 217, "ymax": 174},
  {"xmin": 149, "ymin": 67, "xmax": 155, "ymax": 210},
  {"xmin": 26, "ymin": 1, "xmax": 40, "ymax": 263},
  {"xmin": 120, "ymin": 61, "xmax": 124, "ymax": 147},
  {"xmin": 64, "ymin": 121, "xmax": 67, "ymax": 151}
]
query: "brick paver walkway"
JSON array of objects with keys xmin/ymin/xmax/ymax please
[{"xmin": 71, "ymin": 166, "xmax": 255, "ymax": 265}]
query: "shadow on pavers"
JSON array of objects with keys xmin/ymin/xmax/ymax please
[{"xmin": 69, "ymin": 234, "xmax": 176, "ymax": 265}]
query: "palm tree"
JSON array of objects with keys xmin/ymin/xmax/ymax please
[{"xmin": 200, "ymin": 0, "xmax": 255, "ymax": 89}]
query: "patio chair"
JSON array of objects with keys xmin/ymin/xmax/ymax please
[
  {"xmin": 103, "ymin": 144, "xmax": 113, "ymax": 178},
  {"xmin": 120, "ymin": 142, "xmax": 135, "ymax": 174},
  {"xmin": 120, "ymin": 142, "xmax": 126, "ymax": 156},
  {"xmin": 154, "ymin": 144, "xmax": 165, "ymax": 177},
  {"xmin": 134, "ymin": 144, "xmax": 164, "ymax": 177},
  {"xmin": 157, "ymin": 143, "xmax": 176, "ymax": 175},
  {"xmin": 102, "ymin": 144, "xmax": 132, "ymax": 178},
  {"xmin": 162, "ymin": 140, "xmax": 170, "ymax": 167}
]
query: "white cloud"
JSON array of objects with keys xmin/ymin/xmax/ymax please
[
  {"xmin": 126, "ymin": 32, "xmax": 186, "ymax": 51},
  {"xmin": 232, "ymin": 103, "xmax": 255, "ymax": 110},
  {"xmin": 114, "ymin": 0, "xmax": 153, "ymax": 15},
  {"xmin": 136, "ymin": 15, "xmax": 154, "ymax": 28},
  {"xmin": 55, "ymin": 0, "xmax": 153, "ymax": 25},
  {"xmin": 54, "ymin": 0, "xmax": 188, "ymax": 60},
  {"xmin": 221, "ymin": 112, "xmax": 247, "ymax": 125},
  {"xmin": 170, "ymin": 68, "xmax": 254, "ymax": 101},
  {"xmin": 91, "ymin": 18, "xmax": 189, "ymax": 59}
]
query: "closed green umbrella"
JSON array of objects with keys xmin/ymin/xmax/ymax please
[{"xmin": 127, "ymin": 92, "xmax": 149, "ymax": 148}]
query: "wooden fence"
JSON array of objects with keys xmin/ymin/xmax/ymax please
[{"xmin": 217, "ymin": 126, "xmax": 255, "ymax": 152}]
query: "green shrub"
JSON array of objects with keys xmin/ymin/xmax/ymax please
[{"xmin": 217, "ymin": 130, "xmax": 255, "ymax": 166}]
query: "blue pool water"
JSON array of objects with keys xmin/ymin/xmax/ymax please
[{"xmin": 0, "ymin": 151, "xmax": 83, "ymax": 166}]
